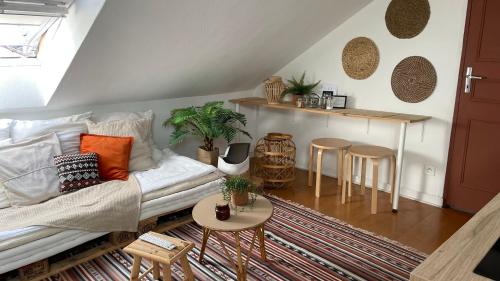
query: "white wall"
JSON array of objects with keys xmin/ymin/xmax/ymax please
[
  {"xmin": 0, "ymin": 90, "xmax": 256, "ymax": 159},
  {"xmin": 251, "ymin": 0, "xmax": 469, "ymax": 206}
]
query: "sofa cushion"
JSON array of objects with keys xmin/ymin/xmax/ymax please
[
  {"xmin": 0, "ymin": 133, "xmax": 62, "ymax": 206},
  {"xmin": 80, "ymin": 134, "xmax": 133, "ymax": 181},
  {"xmin": 0, "ymin": 119, "xmax": 12, "ymax": 141},
  {"xmin": 92, "ymin": 110, "xmax": 154, "ymax": 144},
  {"xmin": 0, "ymin": 185, "xmax": 9, "ymax": 209},
  {"xmin": 54, "ymin": 152, "xmax": 101, "ymax": 193},
  {"xmin": 11, "ymin": 112, "xmax": 92, "ymax": 154},
  {"xmin": 0, "ymin": 138, "xmax": 12, "ymax": 147},
  {"xmin": 86, "ymin": 117, "xmax": 156, "ymax": 171}
]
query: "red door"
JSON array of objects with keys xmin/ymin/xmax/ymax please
[{"xmin": 445, "ymin": 0, "xmax": 500, "ymax": 213}]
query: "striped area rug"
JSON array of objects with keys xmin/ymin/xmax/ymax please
[{"xmin": 47, "ymin": 196, "xmax": 426, "ymax": 281}]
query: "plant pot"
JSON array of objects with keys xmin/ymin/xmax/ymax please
[
  {"xmin": 197, "ymin": 147, "xmax": 219, "ymax": 166},
  {"xmin": 231, "ymin": 191, "xmax": 249, "ymax": 206},
  {"xmin": 291, "ymin": 94, "xmax": 305, "ymax": 105}
]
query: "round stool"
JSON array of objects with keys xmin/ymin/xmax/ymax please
[
  {"xmin": 308, "ymin": 138, "xmax": 352, "ymax": 198},
  {"xmin": 342, "ymin": 145, "xmax": 396, "ymax": 214}
]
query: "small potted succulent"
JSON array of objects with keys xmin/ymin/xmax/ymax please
[
  {"xmin": 222, "ymin": 176, "xmax": 260, "ymax": 206},
  {"xmin": 281, "ymin": 71, "xmax": 321, "ymax": 104}
]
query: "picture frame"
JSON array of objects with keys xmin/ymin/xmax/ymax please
[
  {"xmin": 322, "ymin": 90, "xmax": 334, "ymax": 97},
  {"xmin": 331, "ymin": 95, "xmax": 347, "ymax": 109}
]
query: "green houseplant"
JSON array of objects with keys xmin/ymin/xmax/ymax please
[
  {"xmin": 222, "ymin": 176, "xmax": 260, "ymax": 206},
  {"xmin": 281, "ymin": 71, "xmax": 321, "ymax": 103},
  {"xmin": 163, "ymin": 101, "xmax": 251, "ymax": 165}
]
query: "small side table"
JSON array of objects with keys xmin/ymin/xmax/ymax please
[
  {"xmin": 193, "ymin": 194, "xmax": 273, "ymax": 281},
  {"xmin": 123, "ymin": 232, "xmax": 195, "ymax": 281}
]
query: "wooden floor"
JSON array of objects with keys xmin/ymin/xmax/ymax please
[{"xmin": 263, "ymin": 169, "xmax": 472, "ymax": 254}]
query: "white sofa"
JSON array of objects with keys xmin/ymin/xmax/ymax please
[{"xmin": 0, "ymin": 111, "xmax": 225, "ymax": 275}]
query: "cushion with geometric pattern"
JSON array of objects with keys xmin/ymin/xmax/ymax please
[{"xmin": 54, "ymin": 152, "xmax": 101, "ymax": 193}]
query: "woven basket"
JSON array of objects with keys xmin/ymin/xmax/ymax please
[
  {"xmin": 391, "ymin": 56, "xmax": 436, "ymax": 103},
  {"xmin": 254, "ymin": 133, "xmax": 296, "ymax": 189},
  {"xmin": 342, "ymin": 37, "xmax": 379, "ymax": 80},
  {"xmin": 385, "ymin": 0, "xmax": 430, "ymax": 39},
  {"xmin": 264, "ymin": 76, "xmax": 286, "ymax": 104}
]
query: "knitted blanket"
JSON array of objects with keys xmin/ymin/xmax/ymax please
[{"xmin": 0, "ymin": 176, "xmax": 142, "ymax": 232}]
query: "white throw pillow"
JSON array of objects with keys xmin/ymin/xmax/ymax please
[
  {"xmin": 92, "ymin": 110, "xmax": 153, "ymax": 122},
  {"xmin": 0, "ymin": 133, "xmax": 62, "ymax": 206},
  {"xmin": 11, "ymin": 112, "xmax": 92, "ymax": 154},
  {"xmin": 0, "ymin": 119, "xmax": 13, "ymax": 141},
  {"xmin": 92, "ymin": 110, "xmax": 154, "ymax": 144},
  {"xmin": 86, "ymin": 117, "xmax": 156, "ymax": 171}
]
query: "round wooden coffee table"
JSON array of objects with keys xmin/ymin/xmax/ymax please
[{"xmin": 192, "ymin": 193, "xmax": 273, "ymax": 281}]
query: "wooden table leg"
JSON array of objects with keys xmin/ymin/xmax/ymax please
[
  {"xmin": 315, "ymin": 148, "xmax": 324, "ymax": 198},
  {"xmin": 162, "ymin": 263, "xmax": 172, "ymax": 281},
  {"xmin": 130, "ymin": 255, "xmax": 142, "ymax": 281},
  {"xmin": 258, "ymin": 225, "xmax": 267, "ymax": 261},
  {"xmin": 308, "ymin": 144, "xmax": 314, "ymax": 187},
  {"xmin": 153, "ymin": 261, "xmax": 160, "ymax": 280},
  {"xmin": 360, "ymin": 157, "xmax": 367, "ymax": 195},
  {"xmin": 337, "ymin": 149, "xmax": 343, "ymax": 187},
  {"xmin": 234, "ymin": 232, "xmax": 246, "ymax": 281},
  {"xmin": 347, "ymin": 154, "xmax": 353, "ymax": 198},
  {"xmin": 342, "ymin": 153, "xmax": 349, "ymax": 204},
  {"xmin": 180, "ymin": 256, "xmax": 194, "ymax": 281},
  {"xmin": 199, "ymin": 228, "xmax": 211, "ymax": 262},
  {"xmin": 372, "ymin": 159, "xmax": 379, "ymax": 214}
]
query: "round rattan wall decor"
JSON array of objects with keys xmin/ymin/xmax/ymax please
[
  {"xmin": 342, "ymin": 37, "xmax": 379, "ymax": 80},
  {"xmin": 391, "ymin": 56, "xmax": 437, "ymax": 103},
  {"xmin": 385, "ymin": 0, "xmax": 430, "ymax": 39}
]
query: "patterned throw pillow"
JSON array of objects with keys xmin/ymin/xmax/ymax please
[{"xmin": 54, "ymin": 153, "xmax": 101, "ymax": 193}]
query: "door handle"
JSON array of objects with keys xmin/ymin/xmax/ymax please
[{"xmin": 465, "ymin": 66, "xmax": 484, "ymax": 94}]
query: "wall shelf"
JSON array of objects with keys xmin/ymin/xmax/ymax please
[{"xmin": 230, "ymin": 97, "xmax": 431, "ymax": 124}]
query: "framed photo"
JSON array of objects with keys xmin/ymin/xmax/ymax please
[
  {"xmin": 322, "ymin": 90, "xmax": 334, "ymax": 97},
  {"xmin": 331, "ymin": 95, "xmax": 347, "ymax": 109}
]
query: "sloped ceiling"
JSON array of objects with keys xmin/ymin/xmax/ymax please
[{"xmin": 49, "ymin": 0, "xmax": 371, "ymax": 108}]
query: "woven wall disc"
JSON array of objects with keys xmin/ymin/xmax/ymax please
[
  {"xmin": 385, "ymin": 0, "xmax": 430, "ymax": 39},
  {"xmin": 342, "ymin": 37, "xmax": 379, "ymax": 80},
  {"xmin": 391, "ymin": 56, "xmax": 436, "ymax": 103}
]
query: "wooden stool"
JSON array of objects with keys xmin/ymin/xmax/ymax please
[
  {"xmin": 308, "ymin": 138, "xmax": 352, "ymax": 197},
  {"xmin": 124, "ymin": 232, "xmax": 195, "ymax": 281},
  {"xmin": 342, "ymin": 145, "xmax": 396, "ymax": 214}
]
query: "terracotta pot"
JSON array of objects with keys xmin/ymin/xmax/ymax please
[
  {"xmin": 290, "ymin": 94, "xmax": 305, "ymax": 105},
  {"xmin": 197, "ymin": 147, "xmax": 219, "ymax": 166},
  {"xmin": 231, "ymin": 191, "xmax": 249, "ymax": 206}
]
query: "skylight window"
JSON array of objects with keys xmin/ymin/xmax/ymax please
[
  {"xmin": 0, "ymin": 0, "xmax": 73, "ymax": 59},
  {"xmin": 0, "ymin": 15, "xmax": 58, "ymax": 58}
]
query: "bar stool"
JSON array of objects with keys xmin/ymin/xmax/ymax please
[
  {"xmin": 342, "ymin": 145, "xmax": 396, "ymax": 214},
  {"xmin": 308, "ymin": 138, "xmax": 352, "ymax": 197}
]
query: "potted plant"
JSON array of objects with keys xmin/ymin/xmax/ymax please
[
  {"xmin": 222, "ymin": 176, "xmax": 260, "ymax": 206},
  {"xmin": 281, "ymin": 71, "xmax": 321, "ymax": 104},
  {"xmin": 163, "ymin": 101, "xmax": 251, "ymax": 166}
]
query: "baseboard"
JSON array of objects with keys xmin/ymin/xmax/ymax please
[{"xmin": 295, "ymin": 164, "xmax": 443, "ymax": 207}]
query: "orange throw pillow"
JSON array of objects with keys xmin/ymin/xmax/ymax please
[{"xmin": 80, "ymin": 134, "xmax": 133, "ymax": 181}]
